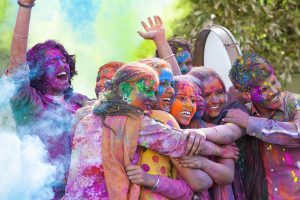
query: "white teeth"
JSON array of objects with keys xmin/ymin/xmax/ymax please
[
  {"xmin": 181, "ymin": 111, "xmax": 191, "ymax": 116},
  {"xmin": 57, "ymin": 72, "xmax": 67, "ymax": 76},
  {"xmin": 210, "ymin": 106, "xmax": 219, "ymax": 110},
  {"xmin": 162, "ymin": 98, "xmax": 171, "ymax": 102}
]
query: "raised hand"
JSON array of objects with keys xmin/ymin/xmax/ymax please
[{"xmin": 138, "ymin": 16, "xmax": 165, "ymax": 41}]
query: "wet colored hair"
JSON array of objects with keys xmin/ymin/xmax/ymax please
[
  {"xmin": 189, "ymin": 67, "xmax": 226, "ymax": 93},
  {"xmin": 26, "ymin": 40, "xmax": 76, "ymax": 96},
  {"xmin": 155, "ymin": 37, "xmax": 192, "ymax": 58},
  {"xmin": 95, "ymin": 61, "xmax": 124, "ymax": 96},
  {"xmin": 93, "ymin": 62, "xmax": 159, "ymax": 119},
  {"xmin": 229, "ymin": 52, "xmax": 274, "ymax": 92}
]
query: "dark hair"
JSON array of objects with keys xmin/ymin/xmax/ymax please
[
  {"xmin": 26, "ymin": 40, "xmax": 76, "ymax": 96},
  {"xmin": 229, "ymin": 52, "xmax": 274, "ymax": 92},
  {"xmin": 93, "ymin": 62, "xmax": 159, "ymax": 120},
  {"xmin": 189, "ymin": 67, "xmax": 226, "ymax": 93},
  {"xmin": 155, "ymin": 37, "xmax": 192, "ymax": 58}
]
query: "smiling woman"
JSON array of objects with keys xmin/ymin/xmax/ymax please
[{"xmin": 170, "ymin": 75, "xmax": 197, "ymax": 127}]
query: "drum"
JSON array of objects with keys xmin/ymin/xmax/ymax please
[{"xmin": 193, "ymin": 25, "xmax": 242, "ymax": 90}]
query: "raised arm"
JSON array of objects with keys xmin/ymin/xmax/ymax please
[
  {"xmin": 8, "ymin": 0, "xmax": 35, "ymax": 72},
  {"xmin": 138, "ymin": 16, "xmax": 181, "ymax": 75}
]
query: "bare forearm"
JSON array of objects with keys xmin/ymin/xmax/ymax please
[
  {"xmin": 154, "ymin": 37, "xmax": 181, "ymax": 76},
  {"xmin": 199, "ymin": 141, "xmax": 222, "ymax": 156},
  {"xmin": 203, "ymin": 123, "xmax": 243, "ymax": 144},
  {"xmin": 171, "ymin": 158, "xmax": 213, "ymax": 192},
  {"xmin": 8, "ymin": 5, "xmax": 32, "ymax": 71},
  {"xmin": 199, "ymin": 157, "xmax": 234, "ymax": 185}
]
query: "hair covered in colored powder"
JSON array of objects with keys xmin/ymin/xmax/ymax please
[
  {"xmin": 229, "ymin": 52, "xmax": 274, "ymax": 92},
  {"xmin": 93, "ymin": 62, "xmax": 159, "ymax": 119},
  {"xmin": 26, "ymin": 40, "xmax": 76, "ymax": 95},
  {"xmin": 139, "ymin": 57, "xmax": 171, "ymax": 75},
  {"xmin": 189, "ymin": 66, "xmax": 226, "ymax": 93},
  {"xmin": 155, "ymin": 37, "xmax": 192, "ymax": 58}
]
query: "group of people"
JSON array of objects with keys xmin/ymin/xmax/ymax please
[{"xmin": 4, "ymin": 0, "xmax": 300, "ymax": 200}]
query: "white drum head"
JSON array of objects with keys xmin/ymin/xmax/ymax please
[{"xmin": 193, "ymin": 25, "xmax": 242, "ymax": 90}]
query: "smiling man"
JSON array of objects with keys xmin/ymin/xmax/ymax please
[
  {"xmin": 5, "ymin": 1, "xmax": 88, "ymax": 198},
  {"xmin": 223, "ymin": 52, "xmax": 300, "ymax": 199}
]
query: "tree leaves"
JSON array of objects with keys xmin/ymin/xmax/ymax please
[{"xmin": 171, "ymin": 0, "xmax": 300, "ymax": 86}]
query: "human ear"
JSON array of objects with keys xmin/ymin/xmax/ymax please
[{"xmin": 240, "ymin": 91, "xmax": 251, "ymax": 102}]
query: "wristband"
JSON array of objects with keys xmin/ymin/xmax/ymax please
[
  {"xmin": 151, "ymin": 176, "xmax": 160, "ymax": 191},
  {"xmin": 17, "ymin": 1, "xmax": 35, "ymax": 8},
  {"xmin": 162, "ymin": 53, "xmax": 175, "ymax": 60}
]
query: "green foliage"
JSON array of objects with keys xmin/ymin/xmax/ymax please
[
  {"xmin": 0, "ymin": 0, "xmax": 9, "ymax": 25},
  {"xmin": 171, "ymin": 0, "xmax": 300, "ymax": 85}
]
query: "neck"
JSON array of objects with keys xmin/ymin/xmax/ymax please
[
  {"xmin": 45, "ymin": 89, "xmax": 65, "ymax": 96},
  {"xmin": 253, "ymin": 103, "xmax": 275, "ymax": 118}
]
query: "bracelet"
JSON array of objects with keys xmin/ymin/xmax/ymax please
[
  {"xmin": 151, "ymin": 176, "xmax": 160, "ymax": 191},
  {"xmin": 15, "ymin": 33, "xmax": 29, "ymax": 38},
  {"xmin": 162, "ymin": 53, "xmax": 175, "ymax": 60},
  {"xmin": 17, "ymin": 1, "xmax": 35, "ymax": 8}
]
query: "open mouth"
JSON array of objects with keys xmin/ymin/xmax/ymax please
[
  {"xmin": 210, "ymin": 105, "xmax": 220, "ymax": 111},
  {"xmin": 162, "ymin": 97, "xmax": 171, "ymax": 104},
  {"xmin": 56, "ymin": 71, "xmax": 68, "ymax": 80},
  {"xmin": 180, "ymin": 110, "xmax": 191, "ymax": 117}
]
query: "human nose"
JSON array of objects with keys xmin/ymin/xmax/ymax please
[
  {"xmin": 209, "ymin": 94, "xmax": 220, "ymax": 104},
  {"xmin": 184, "ymin": 98, "xmax": 194, "ymax": 107},
  {"xmin": 166, "ymin": 86, "xmax": 174, "ymax": 96}
]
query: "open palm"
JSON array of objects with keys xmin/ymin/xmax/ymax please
[{"xmin": 138, "ymin": 16, "xmax": 165, "ymax": 40}]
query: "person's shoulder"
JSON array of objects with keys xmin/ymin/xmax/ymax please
[
  {"xmin": 148, "ymin": 110, "xmax": 180, "ymax": 128},
  {"xmin": 70, "ymin": 92, "xmax": 90, "ymax": 101},
  {"xmin": 284, "ymin": 91, "xmax": 300, "ymax": 108},
  {"xmin": 68, "ymin": 92, "xmax": 91, "ymax": 107},
  {"xmin": 225, "ymin": 100, "xmax": 250, "ymax": 113}
]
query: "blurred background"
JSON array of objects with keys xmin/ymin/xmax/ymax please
[{"xmin": 1, "ymin": 0, "xmax": 299, "ymax": 98}]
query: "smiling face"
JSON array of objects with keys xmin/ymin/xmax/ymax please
[
  {"xmin": 203, "ymin": 77, "xmax": 227, "ymax": 119},
  {"xmin": 249, "ymin": 74, "xmax": 282, "ymax": 111},
  {"xmin": 129, "ymin": 78, "xmax": 159, "ymax": 111},
  {"xmin": 176, "ymin": 50, "xmax": 193, "ymax": 75},
  {"xmin": 170, "ymin": 81, "xmax": 197, "ymax": 126},
  {"xmin": 43, "ymin": 49, "xmax": 70, "ymax": 95},
  {"xmin": 156, "ymin": 68, "xmax": 175, "ymax": 112}
]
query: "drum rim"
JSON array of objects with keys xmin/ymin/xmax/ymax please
[{"xmin": 193, "ymin": 25, "xmax": 242, "ymax": 66}]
